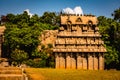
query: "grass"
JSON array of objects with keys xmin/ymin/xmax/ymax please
[{"xmin": 25, "ymin": 68, "xmax": 120, "ymax": 80}]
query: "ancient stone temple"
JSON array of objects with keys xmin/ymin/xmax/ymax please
[{"xmin": 53, "ymin": 14, "xmax": 106, "ymax": 70}]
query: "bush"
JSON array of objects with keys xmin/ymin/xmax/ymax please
[
  {"xmin": 25, "ymin": 59, "xmax": 47, "ymax": 68},
  {"xmin": 11, "ymin": 49, "xmax": 29, "ymax": 66}
]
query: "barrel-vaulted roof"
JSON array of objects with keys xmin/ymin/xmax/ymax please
[{"xmin": 61, "ymin": 15, "xmax": 98, "ymax": 25}]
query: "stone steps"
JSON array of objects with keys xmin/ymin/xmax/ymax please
[
  {"xmin": 0, "ymin": 74, "xmax": 24, "ymax": 80},
  {"xmin": 0, "ymin": 67, "xmax": 27, "ymax": 80},
  {"xmin": 0, "ymin": 70, "xmax": 22, "ymax": 74},
  {"xmin": 0, "ymin": 67, "xmax": 21, "ymax": 70}
]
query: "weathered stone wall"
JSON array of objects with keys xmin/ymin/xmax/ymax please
[{"xmin": 38, "ymin": 30, "xmax": 58, "ymax": 50}]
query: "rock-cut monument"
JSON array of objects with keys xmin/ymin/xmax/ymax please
[{"xmin": 53, "ymin": 14, "xmax": 106, "ymax": 70}]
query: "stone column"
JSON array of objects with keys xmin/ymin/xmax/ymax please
[
  {"xmin": 66, "ymin": 53, "xmax": 71, "ymax": 69},
  {"xmin": 88, "ymin": 53, "xmax": 93, "ymax": 70},
  {"xmin": 102, "ymin": 53, "xmax": 104, "ymax": 69},
  {"xmin": 71, "ymin": 53, "xmax": 76, "ymax": 69},
  {"xmin": 62, "ymin": 53, "xmax": 66, "ymax": 69},
  {"xmin": 77, "ymin": 53, "xmax": 83, "ymax": 69},
  {"xmin": 82, "ymin": 53, "xmax": 87, "ymax": 70},
  {"xmin": 59, "ymin": 53, "xmax": 65, "ymax": 69},
  {"xmin": 93, "ymin": 53, "xmax": 98, "ymax": 70},
  {"xmin": 55, "ymin": 53, "xmax": 60, "ymax": 69},
  {"xmin": 99, "ymin": 53, "xmax": 104, "ymax": 70}
]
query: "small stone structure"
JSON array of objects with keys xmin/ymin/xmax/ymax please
[{"xmin": 53, "ymin": 14, "xmax": 106, "ymax": 70}]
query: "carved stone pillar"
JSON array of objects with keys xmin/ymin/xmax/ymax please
[
  {"xmin": 82, "ymin": 53, "xmax": 87, "ymax": 70},
  {"xmin": 71, "ymin": 53, "xmax": 76, "ymax": 69},
  {"xmin": 59, "ymin": 53, "xmax": 65, "ymax": 69},
  {"xmin": 77, "ymin": 53, "xmax": 83, "ymax": 69},
  {"xmin": 99, "ymin": 53, "xmax": 104, "ymax": 70},
  {"xmin": 93, "ymin": 53, "xmax": 98, "ymax": 70},
  {"xmin": 63, "ymin": 53, "xmax": 66, "ymax": 69},
  {"xmin": 88, "ymin": 53, "xmax": 93, "ymax": 70},
  {"xmin": 102, "ymin": 53, "xmax": 104, "ymax": 69},
  {"xmin": 66, "ymin": 53, "xmax": 71, "ymax": 69},
  {"xmin": 55, "ymin": 53, "xmax": 60, "ymax": 68}
]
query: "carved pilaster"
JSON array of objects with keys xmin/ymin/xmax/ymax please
[
  {"xmin": 93, "ymin": 53, "xmax": 98, "ymax": 70},
  {"xmin": 55, "ymin": 53, "xmax": 60, "ymax": 69},
  {"xmin": 71, "ymin": 53, "xmax": 76, "ymax": 69},
  {"xmin": 77, "ymin": 53, "xmax": 83, "ymax": 69},
  {"xmin": 82, "ymin": 53, "xmax": 87, "ymax": 70},
  {"xmin": 59, "ymin": 53, "xmax": 65, "ymax": 69},
  {"xmin": 66, "ymin": 53, "xmax": 71, "ymax": 69},
  {"xmin": 88, "ymin": 53, "xmax": 93, "ymax": 70},
  {"xmin": 99, "ymin": 53, "xmax": 104, "ymax": 70}
]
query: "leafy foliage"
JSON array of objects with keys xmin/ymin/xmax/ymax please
[
  {"xmin": 112, "ymin": 8, "xmax": 120, "ymax": 22},
  {"xmin": 3, "ymin": 11, "xmax": 59, "ymax": 67},
  {"xmin": 11, "ymin": 49, "xmax": 28, "ymax": 66},
  {"xmin": 98, "ymin": 8, "xmax": 120, "ymax": 69}
]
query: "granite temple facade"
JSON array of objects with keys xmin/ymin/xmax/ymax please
[{"xmin": 53, "ymin": 14, "xmax": 106, "ymax": 70}]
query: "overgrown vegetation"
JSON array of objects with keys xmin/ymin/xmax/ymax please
[
  {"xmin": 97, "ymin": 8, "xmax": 120, "ymax": 69},
  {"xmin": 1, "ymin": 8, "xmax": 120, "ymax": 69},
  {"xmin": 2, "ymin": 11, "xmax": 60, "ymax": 67}
]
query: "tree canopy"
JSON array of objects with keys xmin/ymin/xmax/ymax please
[
  {"xmin": 112, "ymin": 8, "xmax": 120, "ymax": 22},
  {"xmin": 98, "ymin": 8, "xmax": 120, "ymax": 69},
  {"xmin": 3, "ymin": 11, "xmax": 59, "ymax": 67}
]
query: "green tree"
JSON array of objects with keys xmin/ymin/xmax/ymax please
[
  {"xmin": 40, "ymin": 44, "xmax": 54, "ymax": 67},
  {"xmin": 105, "ymin": 46, "xmax": 119, "ymax": 69},
  {"xmin": 4, "ymin": 23, "xmax": 41, "ymax": 57},
  {"xmin": 3, "ymin": 11, "xmax": 59, "ymax": 67},
  {"xmin": 29, "ymin": 14, "xmax": 40, "ymax": 26},
  {"xmin": 98, "ymin": 16, "xmax": 119, "ymax": 69},
  {"xmin": 112, "ymin": 8, "xmax": 120, "ymax": 52},
  {"xmin": 11, "ymin": 49, "xmax": 28, "ymax": 66},
  {"xmin": 3, "ymin": 12, "xmax": 42, "ymax": 61},
  {"xmin": 112, "ymin": 8, "xmax": 120, "ymax": 22},
  {"xmin": 40, "ymin": 12, "xmax": 60, "ymax": 30},
  {"xmin": 112, "ymin": 8, "xmax": 120, "ymax": 69}
]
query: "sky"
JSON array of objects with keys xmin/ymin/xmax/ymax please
[{"xmin": 0, "ymin": 0, "xmax": 120, "ymax": 18}]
